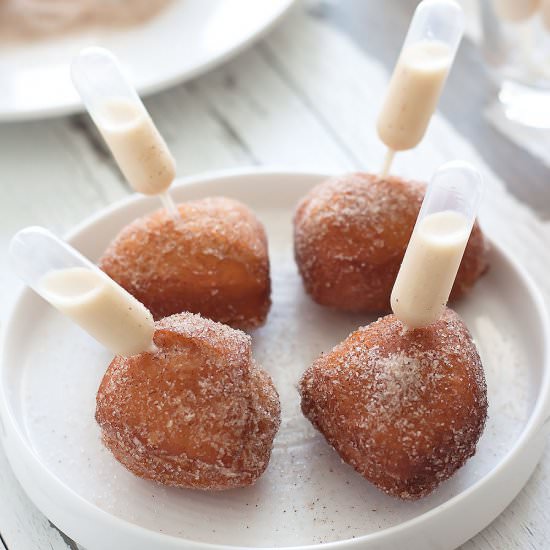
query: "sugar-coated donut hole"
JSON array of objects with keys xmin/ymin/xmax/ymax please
[
  {"xmin": 100, "ymin": 197, "xmax": 271, "ymax": 330},
  {"xmin": 96, "ymin": 312, "xmax": 281, "ymax": 490},
  {"xmin": 293, "ymin": 173, "xmax": 489, "ymax": 312},
  {"xmin": 300, "ymin": 308, "xmax": 487, "ymax": 500}
]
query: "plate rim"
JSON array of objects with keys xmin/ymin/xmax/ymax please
[
  {"xmin": 0, "ymin": 0, "xmax": 297, "ymax": 122},
  {"xmin": 1, "ymin": 168, "xmax": 549, "ymax": 550}
]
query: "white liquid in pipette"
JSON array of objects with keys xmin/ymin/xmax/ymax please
[
  {"xmin": 97, "ymin": 98, "xmax": 176, "ymax": 195},
  {"xmin": 391, "ymin": 211, "xmax": 470, "ymax": 330},
  {"xmin": 491, "ymin": 0, "xmax": 540, "ymax": 22},
  {"xmin": 377, "ymin": 41, "xmax": 452, "ymax": 152},
  {"xmin": 40, "ymin": 267, "xmax": 155, "ymax": 356}
]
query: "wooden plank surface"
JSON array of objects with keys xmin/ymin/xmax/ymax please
[
  {"xmin": 0, "ymin": 1, "xmax": 549, "ymax": 549},
  {"xmin": 0, "ymin": 445, "xmax": 74, "ymax": 550}
]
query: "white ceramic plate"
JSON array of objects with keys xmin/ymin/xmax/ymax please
[
  {"xmin": 0, "ymin": 0, "xmax": 295, "ymax": 122},
  {"xmin": 1, "ymin": 169, "xmax": 549, "ymax": 550}
]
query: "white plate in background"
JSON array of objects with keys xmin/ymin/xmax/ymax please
[
  {"xmin": 1, "ymin": 169, "xmax": 549, "ymax": 549},
  {"xmin": 0, "ymin": 0, "xmax": 295, "ymax": 122}
]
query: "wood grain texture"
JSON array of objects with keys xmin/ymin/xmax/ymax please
[
  {"xmin": 264, "ymin": 6, "xmax": 550, "ymax": 296},
  {"xmin": 319, "ymin": 0, "xmax": 550, "ymax": 218},
  {"xmin": 0, "ymin": 447, "xmax": 72, "ymax": 550},
  {"xmin": 0, "ymin": 2, "xmax": 548, "ymax": 549},
  {"xmin": 192, "ymin": 49, "xmax": 354, "ymax": 171}
]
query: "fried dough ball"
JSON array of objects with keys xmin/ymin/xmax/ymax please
[
  {"xmin": 96, "ymin": 312, "xmax": 281, "ymax": 490},
  {"xmin": 99, "ymin": 197, "xmax": 271, "ymax": 329},
  {"xmin": 294, "ymin": 173, "xmax": 488, "ymax": 312},
  {"xmin": 300, "ymin": 308, "xmax": 487, "ymax": 500}
]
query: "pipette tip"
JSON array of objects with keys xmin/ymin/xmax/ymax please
[
  {"xmin": 380, "ymin": 149, "xmax": 396, "ymax": 179},
  {"xmin": 159, "ymin": 191, "xmax": 180, "ymax": 220}
]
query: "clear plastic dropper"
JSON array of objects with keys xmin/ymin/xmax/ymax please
[
  {"xmin": 9, "ymin": 226, "xmax": 155, "ymax": 356},
  {"xmin": 390, "ymin": 161, "xmax": 483, "ymax": 329},
  {"xmin": 377, "ymin": 0, "xmax": 465, "ymax": 178},
  {"xmin": 71, "ymin": 47, "xmax": 179, "ymax": 218}
]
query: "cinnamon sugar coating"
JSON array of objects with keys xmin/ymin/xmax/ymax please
[
  {"xmin": 300, "ymin": 308, "xmax": 487, "ymax": 500},
  {"xmin": 294, "ymin": 173, "xmax": 489, "ymax": 312},
  {"xmin": 99, "ymin": 197, "xmax": 271, "ymax": 329},
  {"xmin": 96, "ymin": 312, "xmax": 281, "ymax": 490}
]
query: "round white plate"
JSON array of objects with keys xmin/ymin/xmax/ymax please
[
  {"xmin": 1, "ymin": 169, "xmax": 549, "ymax": 550},
  {"xmin": 0, "ymin": 0, "xmax": 295, "ymax": 122}
]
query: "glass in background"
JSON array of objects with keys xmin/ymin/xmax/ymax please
[{"xmin": 480, "ymin": 0, "xmax": 550, "ymax": 128}]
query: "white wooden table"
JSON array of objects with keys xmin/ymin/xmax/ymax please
[{"xmin": 1, "ymin": 1, "xmax": 549, "ymax": 548}]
